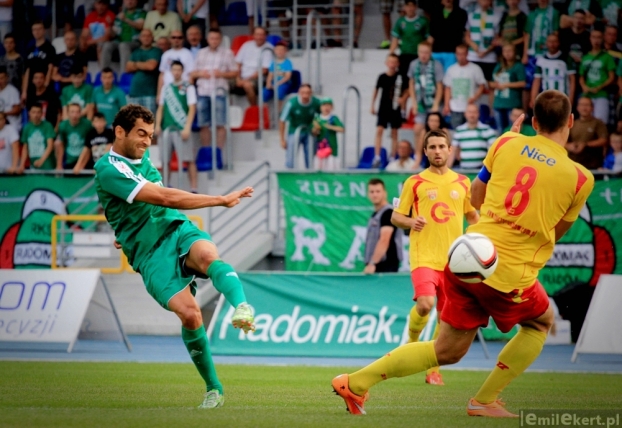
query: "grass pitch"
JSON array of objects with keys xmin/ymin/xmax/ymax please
[{"xmin": 0, "ymin": 362, "xmax": 620, "ymax": 428}]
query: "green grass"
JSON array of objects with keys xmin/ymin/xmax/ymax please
[{"xmin": 0, "ymin": 362, "xmax": 620, "ymax": 428}]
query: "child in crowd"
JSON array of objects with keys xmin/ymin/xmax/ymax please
[
  {"xmin": 312, "ymin": 97, "xmax": 344, "ymax": 171},
  {"xmin": 490, "ymin": 43, "xmax": 526, "ymax": 131},
  {"xmin": 603, "ymin": 133, "xmax": 622, "ymax": 173},
  {"xmin": 73, "ymin": 112, "xmax": 113, "ymax": 174},
  {"xmin": 263, "ymin": 41, "xmax": 293, "ymax": 111}
]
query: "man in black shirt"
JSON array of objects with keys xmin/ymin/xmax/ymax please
[
  {"xmin": 363, "ymin": 178, "xmax": 401, "ymax": 274},
  {"xmin": 52, "ymin": 31, "xmax": 88, "ymax": 92},
  {"xmin": 27, "ymin": 71, "xmax": 61, "ymax": 130},
  {"xmin": 73, "ymin": 112, "xmax": 113, "ymax": 173},
  {"xmin": 371, "ymin": 53, "xmax": 407, "ymax": 165},
  {"xmin": 21, "ymin": 20, "xmax": 56, "ymax": 103},
  {"xmin": 559, "ymin": 9, "xmax": 592, "ymax": 67},
  {"xmin": 429, "ymin": 0, "xmax": 468, "ymax": 56}
]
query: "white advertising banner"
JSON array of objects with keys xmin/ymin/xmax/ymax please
[{"xmin": 0, "ymin": 269, "xmax": 99, "ymax": 346}]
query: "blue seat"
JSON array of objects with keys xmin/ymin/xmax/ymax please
[
  {"xmin": 196, "ymin": 147, "xmax": 223, "ymax": 171},
  {"xmin": 289, "ymin": 70, "xmax": 301, "ymax": 94},
  {"xmin": 267, "ymin": 34, "xmax": 282, "ymax": 46},
  {"xmin": 119, "ymin": 73, "xmax": 133, "ymax": 94},
  {"xmin": 226, "ymin": 2, "xmax": 248, "ymax": 25},
  {"xmin": 357, "ymin": 147, "xmax": 388, "ymax": 169},
  {"xmin": 93, "ymin": 71, "xmax": 118, "ymax": 87}
]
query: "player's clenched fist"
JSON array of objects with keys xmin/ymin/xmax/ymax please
[
  {"xmin": 223, "ymin": 187, "xmax": 254, "ymax": 208},
  {"xmin": 411, "ymin": 215, "xmax": 427, "ymax": 232}
]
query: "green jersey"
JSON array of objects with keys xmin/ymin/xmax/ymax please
[
  {"xmin": 93, "ymin": 85, "xmax": 127, "ymax": 125},
  {"xmin": 94, "ymin": 151, "xmax": 188, "ymax": 267},
  {"xmin": 61, "ymin": 83, "xmax": 94, "ymax": 108},
  {"xmin": 313, "ymin": 113, "xmax": 343, "ymax": 156},
  {"xmin": 21, "ymin": 120, "xmax": 56, "ymax": 170},
  {"xmin": 57, "ymin": 117, "xmax": 92, "ymax": 166},
  {"xmin": 580, "ymin": 50, "xmax": 616, "ymax": 99},
  {"xmin": 525, "ymin": 6, "xmax": 559, "ymax": 56},
  {"xmin": 161, "ymin": 81, "xmax": 196, "ymax": 130},
  {"xmin": 534, "ymin": 52, "xmax": 576, "ymax": 93},
  {"xmin": 280, "ymin": 96, "xmax": 321, "ymax": 135},
  {"xmin": 600, "ymin": 0, "xmax": 619, "ymax": 25},
  {"xmin": 113, "ymin": 8, "xmax": 146, "ymax": 42},
  {"xmin": 492, "ymin": 62, "xmax": 526, "ymax": 109},
  {"xmin": 129, "ymin": 47, "xmax": 162, "ymax": 97},
  {"xmin": 391, "ymin": 15, "xmax": 430, "ymax": 55}
]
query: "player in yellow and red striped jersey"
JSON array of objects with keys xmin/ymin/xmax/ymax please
[
  {"xmin": 332, "ymin": 90, "xmax": 594, "ymax": 417},
  {"xmin": 392, "ymin": 129, "xmax": 479, "ymax": 386}
]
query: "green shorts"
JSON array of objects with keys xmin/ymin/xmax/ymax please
[{"xmin": 137, "ymin": 221, "xmax": 213, "ymax": 310}]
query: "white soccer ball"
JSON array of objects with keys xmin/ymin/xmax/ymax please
[{"xmin": 447, "ymin": 233, "xmax": 498, "ymax": 283}]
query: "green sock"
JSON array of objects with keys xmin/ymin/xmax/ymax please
[
  {"xmin": 206, "ymin": 260, "xmax": 247, "ymax": 308},
  {"xmin": 182, "ymin": 324, "xmax": 223, "ymax": 394}
]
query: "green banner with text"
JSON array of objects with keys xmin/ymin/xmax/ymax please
[
  {"xmin": 0, "ymin": 175, "xmax": 98, "ymax": 269},
  {"xmin": 277, "ymin": 172, "xmax": 620, "ymax": 296}
]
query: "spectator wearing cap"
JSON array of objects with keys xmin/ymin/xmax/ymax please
[
  {"xmin": 126, "ymin": 29, "xmax": 163, "ymax": 114},
  {"xmin": 144, "ymin": 0, "xmax": 182, "ymax": 41},
  {"xmin": 101, "ymin": 0, "xmax": 146, "ymax": 73},
  {"xmin": 311, "ymin": 97, "xmax": 344, "ymax": 171},
  {"xmin": 263, "ymin": 41, "xmax": 293, "ymax": 111}
]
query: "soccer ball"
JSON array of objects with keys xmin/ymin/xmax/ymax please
[{"xmin": 447, "ymin": 233, "xmax": 498, "ymax": 283}]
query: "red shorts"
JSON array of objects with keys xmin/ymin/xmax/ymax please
[
  {"xmin": 410, "ymin": 267, "xmax": 446, "ymax": 312},
  {"xmin": 440, "ymin": 266, "xmax": 550, "ymax": 333}
]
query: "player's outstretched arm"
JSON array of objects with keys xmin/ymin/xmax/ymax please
[{"xmin": 135, "ymin": 182, "xmax": 253, "ymax": 210}]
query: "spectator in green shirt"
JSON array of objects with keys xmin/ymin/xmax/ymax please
[
  {"xmin": 93, "ymin": 67, "xmax": 128, "ymax": 125},
  {"xmin": 580, "ymin": 28, "xmax": 616, "ymax": 124},
  {"xmin": 101, "ymin": 0, "xmax": 146, "ymax": 73},
  {"xmin": 389, "ymin": 0, "xmax": 431, "ymax": 78},
  {"xmin": 502, "ymin": 108, "xmax": 536, "ymax": 135},
  {"xmin": 60, "ymin": 66, "xmax": 94, "ymax": 120},
  {"xmin": 55, "ymin": 103, "xmax": 93, "ymax": 169},
  {"xmin": 126, "ymin": 29, "xmax": 162, "ymax": 114},
  {"xmin": 489, "ymin": 43, "xmax": 526, "ymax": 131},
  {"xmin": 17, "ymin": 103, "xmax": 56, "ymax": 172}
]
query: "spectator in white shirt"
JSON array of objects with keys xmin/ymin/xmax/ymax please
[
  {"xmin": 234, "ymin": 26, "xmax": 273, "ymax": 106},
  {"xmin": 190, "ymin": 28, "xmax": 238, "ymax": 148},
  {"xmin": 0, "ymin": 112, "xmax": 20, "ymax": 173},
  {"xmin": 0, "ymin": 67, "xmax": 22, "ymax": 132},
  {"xmin": 157, "ymin": 29, "xmax": 195, "ymax": 100},
  {"xmin": 386, "ymin": 140, "xmax": 417, "ymax": 171}
]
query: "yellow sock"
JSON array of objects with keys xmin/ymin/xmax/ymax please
[
  {"xmin": 474, "ymin": 326, "xmax": 547, "ymax": 404},
  {"xmin": 408, "ymin": 305, "xmax": 429, "ymax": 343},
  {"xmin": 349, "ymin": 341, "xmax": 438, "ymax": 396},
  {"xmin": 426, "ymin": 320, "xmax": 441, "ymax": 375}
]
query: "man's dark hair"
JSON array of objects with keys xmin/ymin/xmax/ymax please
[
  {"xmin": 67, "ymin": 102, "xmax": 81, "ymax": 111},
  {"xmin": 456, "ymin": 43, "xmax": 468, "ymax": 52},
  {"xmin": 93, "ymin": 112, "xmax": 106, "ymax": 121},
  {"xmin": 387, "ymin": 53, "xmax": 399, "ymax": 61},
  {"xmin": 574, "ymin": 8, "xmax": 586, "ymax": 15},
  {"xmin": 70, "ymin": 64, "xmax": 84, "ymax": 75},
  {"xmin": 208, "ymin": 27, "xmax": 222, "ymax": 34},
  {"xmin": 28, "ymin": 102, "xmax": 43, "ymax": 111},
  {"xmin": 3, "ymin": 32, "xmax": 14, "ymax": 41},
  {"xmin": 300, "ymin": 83, "xmax": 312, "ymax": 90},
  {"xmin": 423, "ymin": 129, "xmax": 450, "ymax": 149},
  {"xmin": 533, "ymin": 90, "xmax": 571, "ymax": 134},
  {"xmin": 170, "ymin": 60, "xmax": 184, "ymax": 70},
  {"xmin": 254, "ymin": 26, "xmax": 268, "ymax": 35},
  {"xmin": 0, "ymin": 66, "xmax": 7, "ymax": 76},
  {"xmin": 368, "ymin": 178, "xmax": 385, "ymax": 189},
  {"xmin": 404, "ymin": 0, "xmax": 416, "ymax": 5},
  {"xmin": 101, "ymin": 67, "xmax": 114, "ymax": 75},
  {"xmin": 113, "ymin": 104, "xmax": 155, "ymax": 134},
  {"xmin": 31, "ymin": 19, "xmax": 45, "ymax": 28}
]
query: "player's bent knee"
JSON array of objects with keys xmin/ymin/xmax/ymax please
[
  {"xmin": 178, "ymin": 306, "xmax": 203, "ymax": 329},
  {"xmin": 415, "ymin": 297, "xmax": 434, "ymax": 315}
]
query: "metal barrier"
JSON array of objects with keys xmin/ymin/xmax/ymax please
[
  {"xmin": 305, "ymin": 10, "xmax": 322, "ymax": 94},
  {"xmin": 51, "ymin": 214, "xmax": 204, "ymax": 273},
  {"xmin": 341, "ymin": 85, "xmax": 361, "ymax": 168},
  {"xmin": 257, "ymin": 45, "xmax": 275, "ymax": 139}
]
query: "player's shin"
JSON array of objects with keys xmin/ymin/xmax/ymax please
[
  {"xmin": 206, "ymin": 260, "xmax": 247, "ymax": 307},
  {"xmin": 426, "ymin": 320, "xmax": 441, "ymax": 375},
  {"xmin": 474, "ymin": 326, "xmax": 546, "ymax": 404},
  {"xmin": 408, "ymin": 305, "xmax": 429, "ymax": 343},
  {"xmin": 182, "ymin": 324, "xmax": 223, "ymax": 394},
  {"xmin": 348, "ymin": 341, "xmax": 438, "ymax": 396}
]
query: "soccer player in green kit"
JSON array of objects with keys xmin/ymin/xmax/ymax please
[{"xmin": 94, "ymin": 104, "xmax": 255, "ymax": 409}]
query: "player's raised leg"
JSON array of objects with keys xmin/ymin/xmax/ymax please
[
  {"xmin": 168, "ymin": 286, "xmax": 224, "ymax": 409},
  {"xmin": 469, "ymin": 304, "xmax": 554, "ymax": 417},
  {"xmin": 184, "ymin": 240, "xmax": 255, "ymax": 332},
  {"xmin": 333, "ymin": 321, "xmax": 476, "ymax": 414}
]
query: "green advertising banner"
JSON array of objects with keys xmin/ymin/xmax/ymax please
[
  {"xmin": 277, "ymin": 173, "xmax": 620, "ymax": 296},
  {"xmin": 209, "ymin": 272, "xmax": 421, "ymax": 357},
  {"xmin": 0, "ymin": 175, "xmax": 98, "ymax": 269}
]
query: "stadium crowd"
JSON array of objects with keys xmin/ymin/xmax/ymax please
[{"xmin": 0, "ymin": 0, "xmax": 621, "ymax": 176}]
